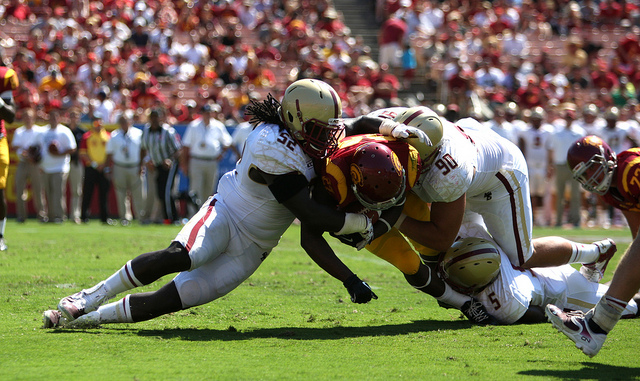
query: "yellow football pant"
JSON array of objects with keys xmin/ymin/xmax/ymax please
[{"xmin": 365, "ymin": 192, "xmax": 439, "ymax": 275}]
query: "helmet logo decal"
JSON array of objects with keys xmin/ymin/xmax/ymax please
[
  {"xmin": 350, "ymin": 163, "xmax": 364, "ymax": 187},
  {"xmin": 584, "ymin": 135, "xmax": 603, "ymax": 146},
  {"xmin": 391, "ymin": 151, "xmax": 403, "ymax": 176}
]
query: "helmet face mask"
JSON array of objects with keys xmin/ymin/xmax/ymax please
[
  {"xmin": 440, "ymin": 237, "xmax": 501, "ymax": 295},
  {"xmin": 567, "ymin": 136, "xmax": 616, "ymax": 196},
  {"xmin": 280, "ymin": 79, "xmax": 344, "ymax": 159},
  {"xmin": 350, "ymin": 142, "xmax": 406, "ymax": 211}
]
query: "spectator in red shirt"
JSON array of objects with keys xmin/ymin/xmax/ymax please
[
  {"xmin": 371, "ymin": 64, "xmax": 401, "ymax": 101},
  {"xmin": 591, "ymin": 61, "xmax": 619, "ymax": 91},
  {"xmin": 316, "ymin": 8, "xmax": 346, "ymax": 35},
  {"xmin": 130, "ymin": 73, "xmax": 167, "ymax": 111},
  {"xmin": 617, "ymin": 29, "xmax": 640, "ymax": 65},
  {"xmin": 515, "ymin": 75, "xmax": 545, "ymax": 109},
  {"xmin": 378, "ymin": 14, "xmax": 407, "ymax": 70},
  {"xmin": 599, "ymin": 0, "xmax": 623, "ymax": 25}
]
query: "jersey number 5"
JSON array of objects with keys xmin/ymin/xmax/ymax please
[{"xmin": 487, "ymin": 292, "xmax": 501, "ymax": 310}]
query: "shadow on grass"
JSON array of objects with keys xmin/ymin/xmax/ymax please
[
  {"xmin": 519, "ymin": 362, "xmax": 640, "ymax": 380},
  {"xmin": 48, "ymin": 319, "xmax": 473, "ymax": 341}
]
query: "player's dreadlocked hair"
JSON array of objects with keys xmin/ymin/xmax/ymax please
[{"xmin": 245, "ymin": 93, "xmax": 284, "ymax": 130}]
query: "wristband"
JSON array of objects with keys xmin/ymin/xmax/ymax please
[
  {"xmin": 378, "ymin": 119, "xmax": 400, "ymax": 135},
  {"xmin": 336, "ymin": 213, "xmax": 368, "ymax": 235},
  {"xmin": 342, "ymin": 273, "xmax": 359, "ymax": 288}
]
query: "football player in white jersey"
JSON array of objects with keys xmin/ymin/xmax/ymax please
[
  {"xmin": 599, "ymin": 107, "xmax": 634, "ymax": 158},
  {"xmin": 517, "ymin": 106, "xmax": 554, "ymax": 226},
  {"xmin": 440, "ymin": 213, "xmax": 638, "ymax": 325},
  {"xmin": 483, "ymin": 106, "xmax": 517, "ymax": 144},
  {"xmin": 389, "ymin": 106, "xmax": 617, "ymax": 279},
  {"xmin": 318, "ymin": 107, "xmax": 498, "ymax": 324},
  {"xmin": 574, "ymin": 103, "xmax": 605, "ymax": 137},
  {"xmin": 43, "ymin": 79, "xmax": 417, "ymax": 328},
  {"xmin": 618, "ymin": 105, "xmax": 640, "ymax": 151}
]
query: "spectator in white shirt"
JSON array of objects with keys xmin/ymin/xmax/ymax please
[
  {"xmin": 106, "ymin": 112, "xmax": 146, "ymax": 226},
  {"xmin": 550, "ymin": 108, "xmax": 585, "ymax": 227},
  {"xmin": 36, "ymin": 106, "xmax": 77, "ymax": 223},
  {"xmin": 11, "ymin": 108, "xmax": 45, "ymax": 222},
  {"xmin": 180, "ymin": 103, "xmax": 232, "ymax": 207}
]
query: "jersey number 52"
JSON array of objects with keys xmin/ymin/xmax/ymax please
[{"xmin": 277, "ymin": 131, "xmax": 297, "ymax": 152}]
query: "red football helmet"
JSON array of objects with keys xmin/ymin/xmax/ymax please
[
  {"xmin": 350, "ymin": 142, "xmax": 406, "ymax": 211},
  {"xmin": 567, "ymin": 135, "xmax": 617, "ymax": 195}
]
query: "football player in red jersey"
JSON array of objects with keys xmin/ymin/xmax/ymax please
[
  {"xmin": 307, "ymin": 124, "xmax": 497, "ymax": 325},
  {"xmin": 0, "ymin": 58, "xmax": 19, "ymax": 251},
  {"xmin": 547, "ymin": 135, "xmax": 640, "ymax": 357}
]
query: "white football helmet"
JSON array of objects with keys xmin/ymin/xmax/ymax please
[
  {"xmin": 280, "ymin": 79, "xmax": 344, "ymax": 159},
  {"xmin": 440, "ymin": 237, "xmax": 501, "ymax": 295},
  {"xmin": 393, "ymin": 106, "xmax": 443, "ymax": 165}
]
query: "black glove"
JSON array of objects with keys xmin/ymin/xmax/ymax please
[
  {"xmin": 343, "ymin": 274, "xmax": 378, "ymax": 303},
  {"xmin": 330, "ymin": 232, "xmax": 367, "ymax": 249}
]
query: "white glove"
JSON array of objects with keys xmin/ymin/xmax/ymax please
[
  {"xmin": 379, "ymin": 120, "xmax": 432, "ymax": 145},
  {"xmin": 356, "ymin": 216, "xmax": 374, "ymax": 250},
  {"xmin": 393, "ymin": 125, "xmax": 432, "ymax": 145}
]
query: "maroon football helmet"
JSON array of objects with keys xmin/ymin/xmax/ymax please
[
  {"xmin": 350, "ymin": 142, "xmax": 406, "ymax": 211},
  {"xmin": 566, "ymin": 135, "xmax": 617, "ymax": 195}
]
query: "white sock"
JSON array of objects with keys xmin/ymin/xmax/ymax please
[
  {"xmin": 592, "ymin": 295, "xmax": 626, "ymax": 333},
  {"xmin": 568, "ymin": 242, "xmax": 600, "ymax": 264},
  {"xmin": 0, "ymin": 217, "xmax": 6, "ymax": 237},
  {"xmin": 96, "ymin": 295, "xmax": 134, "ymax": 324},
  {"xmin": 104, "ymin": 260, "xmax": 143, "ymax": 296},
  {"xmin": 435, "ymin": 284, "xmax": 470, "ymax": 309}
]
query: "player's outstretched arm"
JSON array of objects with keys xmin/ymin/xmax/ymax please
[
  {"xmin": 344, "ymin": 116, "xmax": 431, "ymax": 143},
  {"xmin": 300, "ymin": 223, "xmax": 377, "ymax": 303}
]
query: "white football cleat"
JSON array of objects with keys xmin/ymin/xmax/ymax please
[
  {"xmin": 546, "ymin": 304, "xmax": 607, "ymax": 357},
  {"xmin": 66, "ymin": 311, "xmax": 101, "ymax": 329},
  {"xmin": 580, "ymin": 239, "xmax": 617, "ymax": 283},
  {"xmin": 42, "ymin": 309, "xmax": 68, "ymax": 328},
  {"xmin": 58, "ymin": 282, "xmax": 110, "ymax": 321}
]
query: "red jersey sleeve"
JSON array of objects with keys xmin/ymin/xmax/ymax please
[{"xmin": 602, "ymin": 148, "xmax": 640, "ymax": 211}]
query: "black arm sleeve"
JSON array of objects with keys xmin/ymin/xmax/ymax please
[
  {"xmin": 268, "ymin": 172, "xmax": 310, "ymax": 203},
  {"xmin": 344, "ymin": 116, "xmax": 385, "ymax": 136}
]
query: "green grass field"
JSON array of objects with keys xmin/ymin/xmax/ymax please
[{"xmin": 2, "ymin": 222, "xmax": 640, "ymax": 380}]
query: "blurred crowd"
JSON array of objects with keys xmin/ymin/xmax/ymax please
[{"xmin": 2, "ymin": 0, "xmax": 640, "ymax": 227}]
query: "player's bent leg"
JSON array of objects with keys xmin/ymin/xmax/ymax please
[
  {"xmin": 175, "ymin": 243, "xmax": 267, "ymax": 309},
  {"xmin": 366, "ymin": 228, "xmax": 422, "ymax": 275},
  {"xmin": 130, "ymin": 281, "xmax": 184, "ymax": 321},
  {"xmin": 130, "ymin": 241, "xmax": 191, "ymax": 284},
  {"xmin": 58, "ymin": 242, "xmax": 190, "ymax": 322},
  {"xmin": 63, "ymin": 282, "xmax": 184, "ymax": 328}
]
